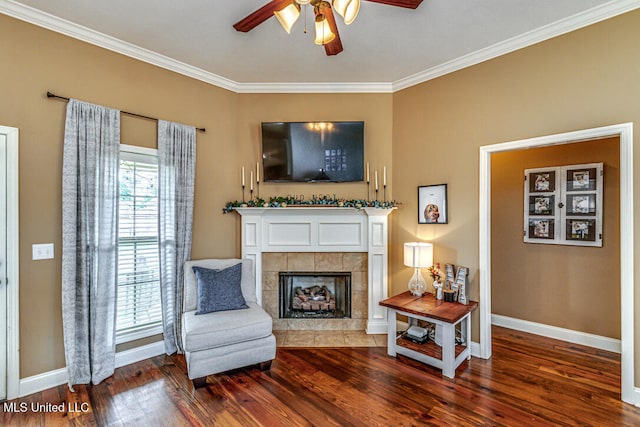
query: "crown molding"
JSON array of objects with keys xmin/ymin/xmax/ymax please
[
  {"xmin": 2, "ymin": 0, "xmax": 639, "ymax": 94},
  {"xmin": 234, "ymin": 82, "xmax": 393, "ymax": 93},
  {"xmin": 392, "ymin": 0, "xmax": 640, "ymax": 91}
]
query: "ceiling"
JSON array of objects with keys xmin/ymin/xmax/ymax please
[{"xmin": 2, "ymin": 0, "xmax": 638, "ymax": 92}]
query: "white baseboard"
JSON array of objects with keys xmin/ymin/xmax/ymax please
[
  {"xmin": 470, "ymin": 341, "xmax": 481, "ymax": 358},
  {"xmin": 19, "ymin": 368, "xmax": 69, "ymax": 398},
  {"xmin": 492, "ymin": 314, "xmax": 621, "ymax": 354},
  {"xmin": 18, "ymin": 341, "xmax": 165, "ymax": 398},
  {"xmin": 366, "ymin": 321, "xmax": 388, "ymax": 335},
  {"xmin": 114, "ymin": 341, "xmax": 165, "ymax": 368},
  {"xmin": 634, "ymin": 387, "xmax": 640, "ymax": 407}
]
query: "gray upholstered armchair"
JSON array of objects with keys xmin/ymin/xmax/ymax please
[{"xmin": 181, "ymin": 258, "xmax": 276, "ymax": 387}]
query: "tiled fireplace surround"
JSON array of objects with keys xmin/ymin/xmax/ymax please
[
  {"xmin": 262, "ymin": 252, "xmax": 368, "ymax": 331},
  {"xmin": 236, "ymin": 207, "xmax": 394, "ymax": 338}
]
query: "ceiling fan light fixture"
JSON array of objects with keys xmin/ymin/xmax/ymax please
[
  {"xmin": 313, "ymin": 13, "xmax": 335, "ymax": 45},
  {"xmin": 274, "ymin": 2, "xmax": 301, "ymax": 34},
  {"xmin": 332, "ymin": 0, "xmax": 360, "ymax": 25}
]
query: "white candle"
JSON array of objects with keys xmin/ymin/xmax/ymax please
[
  {"xmin": 250, "ymin": 171, "xmax": 253, "ymax": 191},
  {"xmin": 375, "ymin": 171, "xmax": 379, "ymax": 191},
  {"xmin": 383, "ymin": 166, "xmax": 387, "ymax": 187},
  {"xmin": 256, "ymin": 162, "xmax": 260, "ymax": 183},
  {"xmin": 242, "ymin": 167, "xmax": 245, "ymax": 187},
  {"xmin": 366, "ymin": 162, "xmax": 370, "ymax": 183}
]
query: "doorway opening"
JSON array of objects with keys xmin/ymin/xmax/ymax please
[
  {"xmin": 478, "ymin": 123, "xmax": 634, "ymax": 404},
  {"xmin": 0, "ymin": 125, "xmax": 19, "ymax": 401}
]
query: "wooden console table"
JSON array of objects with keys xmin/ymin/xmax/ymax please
[{"xmin": 379, "ymin": 291, "xmax": 478, "ymax": 378}]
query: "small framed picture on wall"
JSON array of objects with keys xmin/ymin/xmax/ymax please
[
  {"xmin": 566, "ymin": 167, "xmax": 597, "ymax": 191},
  {"xmin": 418, "ymin": 184, "xmax": 448, "ymax": 224},
  {"xmin": 528, "ymin": 219, "xmax": 555, "ymax": 240},
  {"xmin": 528, "ymin": 171, "xmax": 556, "ymax": 193}
]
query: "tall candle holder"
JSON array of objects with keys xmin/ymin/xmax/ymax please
[
  {"xmin": 383, "ymin": 185, "xmax": 387, "ymax": 203},
  {"xmin": 257, "ymin": 182, "xmax": 260, "ymax": 199},
  {"xmin": 242, "ymin": 185, "xmax": 245, "ymax": 203}
]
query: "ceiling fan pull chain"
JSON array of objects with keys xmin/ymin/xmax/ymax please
[{"xmin": 304, "ymin": 4, "xmax": 308, "ymax": 34}]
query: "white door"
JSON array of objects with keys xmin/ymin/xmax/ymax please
[{"xmin": 0, "ymin": 133, "xmax": 7, "ymax": 400}]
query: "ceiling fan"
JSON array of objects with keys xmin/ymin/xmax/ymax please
[{"xmin": 233, "ymin": 0, "xmax": 423, "ymax": 56}]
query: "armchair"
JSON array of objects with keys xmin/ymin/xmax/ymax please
[{"xmin": 181, "ymin": 258, "xmax": 276, "ymax": 387}]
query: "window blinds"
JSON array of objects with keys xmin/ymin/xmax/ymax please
[{"xmin": 116, "ymin": 151, "xmax": 162, "ymax": 341}]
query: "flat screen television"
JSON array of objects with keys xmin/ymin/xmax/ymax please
[{"xmin": 262, "ymin": 121, "xmax": 364, "ymax": 183}]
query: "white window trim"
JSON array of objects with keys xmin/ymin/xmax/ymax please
[{"xmin": 116, "ymin": 144, "xmax": 161, "ymax": 345}]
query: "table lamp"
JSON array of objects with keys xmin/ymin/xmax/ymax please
[{"xmin": 403, "ymin": 242, "xmax": 433, "ymax": 297}]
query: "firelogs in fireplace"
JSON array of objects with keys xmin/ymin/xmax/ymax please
[{"xmin": 292, "ymin": 285, "xmax": 336, "ymax": 312}]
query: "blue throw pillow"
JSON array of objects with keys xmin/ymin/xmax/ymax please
[{"xmin": 192, "ymin": 263, "xmax": 248, "ymax": 315}]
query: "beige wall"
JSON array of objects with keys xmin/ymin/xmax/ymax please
[
  {"xmin": 491, "ymin": 138, "xmax": 620, "ymax": 338},
  {"xmin": 0, "ymin": 14, "xmax": 392, "ymax": 378},
  {"xmin": 3, "ymin": 6, "xmax": 640, "ymax": 388},
  {"xmin": 391, "ymin": 10, "xmax": 640, "ymax": 383}
]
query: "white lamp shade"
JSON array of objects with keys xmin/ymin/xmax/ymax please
[
  {"xmin": 403, "ymin": 242, "xmax": 433, "ymax": 268},
  {"xmin": 314, "ymin": 15, "xmax": 336, "ymax": 45},
  {"xmin": 332, "ymin": 0, "xmax": 360, "ymax": 25},
  {"xmin": 274, "ymin": 2, "xmax": 301, "ymax": 34}
]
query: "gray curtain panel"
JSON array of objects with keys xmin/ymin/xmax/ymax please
[
  {"xmin": 61, "ymin": 99, "xmax": 120, "ymax": 387},
  {"xmin": 158, "ymin": 120, "xmax": 196, "ymax": 354}
]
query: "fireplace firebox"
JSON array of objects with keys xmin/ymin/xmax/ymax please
[{"xmin": 279, "ymin": 272, "xmax": 352, "ymax": 319}]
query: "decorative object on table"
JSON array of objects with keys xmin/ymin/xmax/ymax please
[
  {"xmin": 427, "ymin": 263, "xmax": 443, "ymax": 298},
  {"xmin": 433, "ymin": 282, "xmax": 443, "ymax": 300},
  {"xmin": 443, "ymin": 289, "xmax": 456, "ymax": 302},
  {"xmin": 444, "ymin": 263, "xmax": 455, "ymax": 295},
  {"xmin": 403, "ymin": 242, "xmax": 433, "ymax": 297},
  {"xmin": 455, "ymin": 266, "xmax": 469, "ymax": 305},
  {"xmin": 418, "ymin": 184, "xmax": 448, "ymax": 224},
  {"xmin": 523, "ymin": 162, "xmax": 603, "ymax": 247}
]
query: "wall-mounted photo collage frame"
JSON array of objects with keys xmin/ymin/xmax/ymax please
[{"xmin": 523, "ymin": 163, "xmax": 603, "ymax": 247}]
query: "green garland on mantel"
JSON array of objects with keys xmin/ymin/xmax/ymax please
[{"xmin": 222, "ymin": 195, "xmax": 399, "ymax": 214}]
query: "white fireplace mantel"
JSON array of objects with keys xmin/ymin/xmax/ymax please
[{"xmin": 235, "ymin": 207, "xmax": 395, "ymax": 334}]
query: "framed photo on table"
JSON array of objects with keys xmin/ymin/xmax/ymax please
[{"xmin": 418, "ymin": 184, "xmax": 448, "ymax": 224}]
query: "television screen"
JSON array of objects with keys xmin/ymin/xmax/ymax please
[{"xmin": 261, "ymin": 121, "xmax": 364, "ymax": 182}]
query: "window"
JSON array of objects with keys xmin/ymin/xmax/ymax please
[{"xmin": 116, "ymin": 145, "xmax": 162, "ymax": 343}]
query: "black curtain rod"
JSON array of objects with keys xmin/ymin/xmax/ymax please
[{"xmin": 46, "ymin": 91, "xmax": 206, "ymax": 133}]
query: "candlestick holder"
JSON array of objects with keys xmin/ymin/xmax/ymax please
[
  {"xmin": 375, "ymin": 188, "xmax": 379, "ymax": 202},
  {"xmin": 383, "ymin": 185, "xmax": 387, "ymax": 203},
  {"xmin": 250, "ymin": 188, "xmax": 253, "ymax": 202},
  {"xmin": 242, "ymin": 185, "xmax": 245, "ymax": 203},
  {"xmin": 257, "ymin": 182, "xmax": 260, "ymax": 199},
  {"xmin": 367, "ymin": 182, "xmax": 371, "ymax": 201}
]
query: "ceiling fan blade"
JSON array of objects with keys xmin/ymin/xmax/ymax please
[
  {"xmin": 364, "ymin": 0, "xmax": 423, "ymax": 9},
  {"xmin": 319, "ymin": 3, "xmax": 343, "ymax": 56},
  {"xmin": 233, "ymin": 0, "xmax": 294, "ymax": 32}
]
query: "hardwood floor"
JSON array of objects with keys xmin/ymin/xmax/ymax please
[{"xmin": 3, "ymin": 326, "xmax": 640, "ymax": 426}]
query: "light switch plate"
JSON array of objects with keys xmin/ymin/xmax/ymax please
[{"xmin": 32, "ymin": 243, "xmax": 54, "ymax": 260}]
